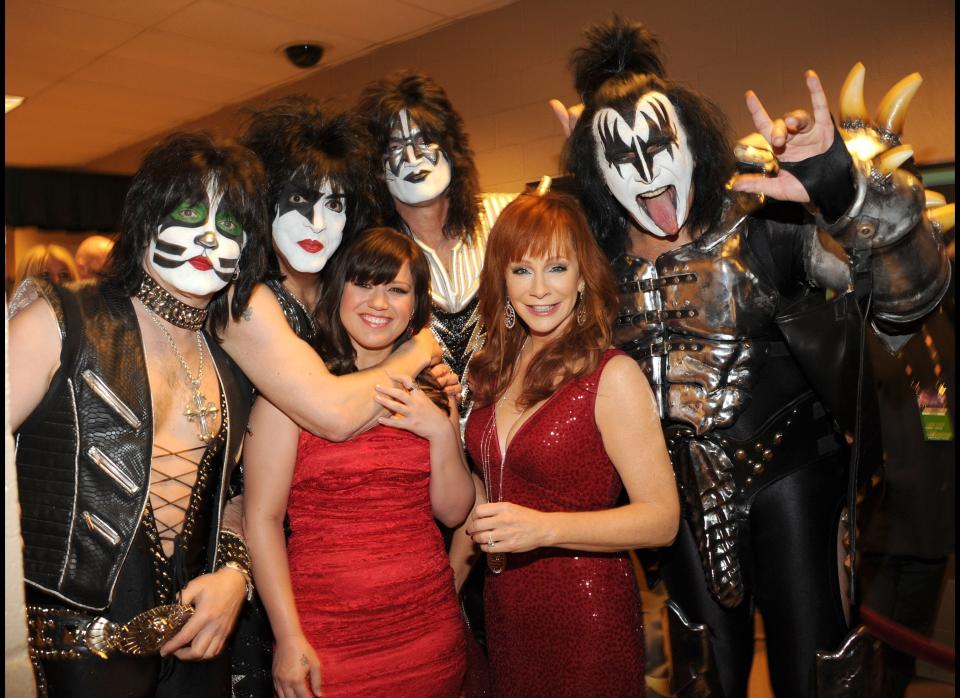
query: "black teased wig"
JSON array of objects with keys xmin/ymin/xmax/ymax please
[
  {"xmin": 241, "ymin": 95, "xmax": 376, "ymax": 275},
  {"xmin": 356, "ymin": 71, "xmax": 481, "ymax": 242},
  {"xmin": 102, "ymin": 131, "xmax": 269, "ymax": 340},
  {"xmin": 564, "ymin": 16, "xmax": 734, "ymax": 258}
]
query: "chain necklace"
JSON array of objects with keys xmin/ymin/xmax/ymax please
[
  {"xmin": 478, "ymin": 337, "xmax": 528, "ymax": 574},
  {"xmin": 145, "ymin": 308, "xmax": 218, "ymax": 443}
]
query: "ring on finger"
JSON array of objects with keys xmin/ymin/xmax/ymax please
[{"xmin": 487, "ymin": 534, "xmax": 495, "ymax": 549}]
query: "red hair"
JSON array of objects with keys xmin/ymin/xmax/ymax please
[{"xmin": 469, "ymin": 191, "xmax": 619, "ymax": 408}]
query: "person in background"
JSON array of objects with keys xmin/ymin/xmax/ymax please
[
  {"xmin": 457, "ymin": 190, "xmax": 679, "ymax": 697},
  {"xmin": 75, "ymin": 234, "xmax": 115, "ymax": 280},
  {"xmin": 244, "ymin": 227, "xmax": 473, "ymax": 698},
  {"xmin": 8, "ymin": 132, "xmax": 269, "ymax": 697},
  {"xmin": 15, "ymin": 243, "xmax": 79, "ymax": 286},
  {"xmin": 357, "ymin": 70, "xmax": 515, "ymax": 420}
]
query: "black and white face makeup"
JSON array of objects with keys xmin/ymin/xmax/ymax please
[
  {"xmin": 593, "ymin": 92, "xmax": 694, "ymax": 238},
  {"xmin": 272, "ymin": 173, "xmax": 346, "ymax": 274},
  {"xmin": 148, "ymin": 183, "xmax": 245, "ymax": 297},
  {"xmin": 384, "ymin": 109, "xmax": 451, "ymax": 205}
]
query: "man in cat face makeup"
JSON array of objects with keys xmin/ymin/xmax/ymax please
[
  {"xmin": 8, "ymin": 132, "xmax": 269, "ymax": 697},
  {"xmin": 562, "ymin": 16, "xmax": 952, "ymax": 698},
  {"xmin": 358, "ymin": 72, "xmax": 515, "ymax": 419}
]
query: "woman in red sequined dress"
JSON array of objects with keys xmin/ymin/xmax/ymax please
[
  {"xmin": 244, "ymin": 228, "xmax": 474, "ymax": 698},
  {"xmin": 456, "ymin": 191, "xmax": 679, "ymax": 697}
]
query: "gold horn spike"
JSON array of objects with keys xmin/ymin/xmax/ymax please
[
  {"xmin": 875, "ymin": 144, "xmax": 913, "ymax": 175},
  {"xmin": 925, "ymin": 189, "xmax": 947, "ymax": 208},
  {"xmin": 927, "ymin": 203, "xmax": 955, "ymax": 235},
  {"xmin": 875, "ymin": 72, "xmax": 923, "ymax": 136},
  {"xmin": 839, "ymin": 63, "xmax": 868, "ymax": 125}
]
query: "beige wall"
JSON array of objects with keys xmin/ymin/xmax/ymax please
[{"xmin": 85, "ymin": 0, "xmax": 955, "ymax": 190}]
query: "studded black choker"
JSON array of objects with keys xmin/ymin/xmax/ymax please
[{"xmin": 135, "ymin": 274, "xmax": 208, "ymax": 331}]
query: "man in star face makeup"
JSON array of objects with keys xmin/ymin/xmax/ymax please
[
  {"xmin": 8, "ymin": 132, "xmax": 270, "ymax": 696},
  {"xmin": 241, "ymin": 96, "xmax": 373, "ymax": 342},
  {"xmin": 562, "ymin": 16, "xmax": 951, "ymax": 698}
]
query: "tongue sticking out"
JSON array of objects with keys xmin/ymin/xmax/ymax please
[{"xmin": 639, "ymin": 187, "xmax": 679, "ymax": 235}]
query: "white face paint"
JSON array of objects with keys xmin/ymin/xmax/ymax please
[
  {"xmin": 272, "ymin": 176, "xmax": 346, "ymax": 273},
  {"xmin": 593, "ymin": 92, "xmax": 694, "ymax": 238},
  {"xmin": 384, "ymin": 109, "xmax": 451, "ymax": 205},
  {"xmin": 147, "ymin": 184, "xmax": 245, "ymax": 298}
]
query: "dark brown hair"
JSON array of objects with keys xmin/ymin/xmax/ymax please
[
  {"xmin": 312, "ymin": 227, "xmax": 448, "ymax": 411},
  {"xmin": 469, "ymin": 192, "xmax": 619, "ymax": 408}
]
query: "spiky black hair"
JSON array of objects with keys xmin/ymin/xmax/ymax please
[
  {"xmin": 356, "ymin": 71, "xmax": 481, "ymax": 242},
  {"xmin": 565, "ymin": 17, "xmax": 734, "ymax": 257},
  {"xmin": 102, "ymin": 131, "xmax": 269, "ymax": 339},
  {"xmin": 241, "ymin": 95, "xmax": 376, "ymax": 275},
  {"xmin": 571, "ymin": 14, "xmax": 666, "ymax": 102}
]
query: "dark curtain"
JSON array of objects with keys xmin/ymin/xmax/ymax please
[{"xmin": 5, "ymin": 168, "xmax": 131, "ymax": 232}]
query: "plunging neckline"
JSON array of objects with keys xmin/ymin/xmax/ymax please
[{"xmin": 493, "ymin": 377, "xmax": 578, "ymax": 462}]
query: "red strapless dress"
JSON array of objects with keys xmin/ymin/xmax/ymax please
[
  {"xmin": 288, "ymin": 425, "xmax": 466, "ymax": 697},
  {"xmin": 464, "ymin": 349, "xmax": 645, "ymax": 697}
]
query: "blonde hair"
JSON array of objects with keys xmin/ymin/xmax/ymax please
[{"xmin": 15, "ymin": 244, "xmax": 80, "ymax": 287}]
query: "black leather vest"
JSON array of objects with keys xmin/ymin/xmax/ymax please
[{"xmin": 15, "ymin": 280, "xmax": 252, "ymax": 611}]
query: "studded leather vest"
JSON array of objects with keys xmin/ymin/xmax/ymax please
[{"xmin": 14, "ymin": 280, "xmax": 252, "ymax": 611}]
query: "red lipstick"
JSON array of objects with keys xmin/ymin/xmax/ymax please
[
  {"xmin": 298, "ymin": 240, "xmax": 324, "ymax": 253},
  {"xmin": 189, "ymin": 256, "xmax": 213, "ymax": 271}
]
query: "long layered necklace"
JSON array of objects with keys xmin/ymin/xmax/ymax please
[
  {"xmin": 137, "ymin": 279, "xmax": 218, "ymax": 443},
  {"xmin": 478, "ymin": 338, "xmax": 528, "ymax": 574}
]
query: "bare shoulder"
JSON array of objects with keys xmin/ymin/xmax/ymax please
[
  {"xmin": 595, "ymin": 353, "xmax": 659, "ymax": 429},
  {"xmin": 596, "ymin": 353, "xmax": 651, "ymax": 399}
]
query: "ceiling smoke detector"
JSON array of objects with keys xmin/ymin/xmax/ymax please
[{"xmin": 283, "ymin": 43, "xmax": 325, "ymax": 69}]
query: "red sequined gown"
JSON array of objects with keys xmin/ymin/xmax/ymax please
[
  {"xmin": 464, "ymin": 349, "xmax": 645, "ymax": 697},
  {"xmin": 288, "ymin": 426, "xmax": 466, "ymax": 697}
]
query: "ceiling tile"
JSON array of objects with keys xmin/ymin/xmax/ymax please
[
  {"xmin": 5, "ymin": 0, "xmax": 144, "ymax": 55},
  {"xmin": 113, "ymin": 29, "xmax": 306, "ymax": 84},
  {"xmin": 155, "ymin": 0, "xmax": 367, "ymax": 57},
  {"xmin": 400, "ymin": 0, "xmax": 510, "ymax": 19},
  {"xmin": 15, "ymin": 0, "xmax": 196, "ymax": 27},
  {"xmin": 222, "ymin": 0, "xmax": 446, "ymax": 43},
  {"xmin": 72, "ymin": 55, "xmax": 262, "ymax": 106}
]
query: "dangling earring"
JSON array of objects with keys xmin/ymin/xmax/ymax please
[
  {"xmin": 231, "ymin": 254, "xmax": 242, "ymax": 282},
  {"xmin": 504, "ymin": 299, "xmax": 516, "ymax": 329},
  {"xmin": 576, "ymin": 289, "xmax": 586, "ymax": 326}
]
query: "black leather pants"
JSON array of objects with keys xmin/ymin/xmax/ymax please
[{"xmin": 662, "ymin": 453, "xmax": 850, "ymax": 698}]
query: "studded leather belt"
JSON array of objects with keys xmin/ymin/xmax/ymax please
[{"xmin": 27, "ymin": 603, "xmax": 194, "ymax": 661}]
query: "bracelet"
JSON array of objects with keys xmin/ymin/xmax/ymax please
[
  {"xmin": 217, "ymin": 529, "xmax": 254, "ymax": 601},
  {"xmin": 221, "ymin": 561, "xmax": 254, "ymax": 602}
]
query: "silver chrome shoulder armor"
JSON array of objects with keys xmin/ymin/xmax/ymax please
[{"xmin": 816, "ymin": 62, "xmax": 953, "ymax": 325}]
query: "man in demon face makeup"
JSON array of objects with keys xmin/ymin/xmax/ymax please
[
  {"xmin": 562, "ymin": 16, "xmax": 952, "ymax": 698},
  {"xmin": 8, "ymin": 133, "xmax": 270, "ymax": 697},
  {"xmin": 594, "ymin": 92, "xmax": 694, "ymax": 239}
]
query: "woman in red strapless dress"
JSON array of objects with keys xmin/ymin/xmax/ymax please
[
  {"xmin": 455, "ymin": 191, "xmax": 680, "ymax": 697},
  {"xmin": 244, "ymin": 228, "xmax": 474, "ymax": 698}
]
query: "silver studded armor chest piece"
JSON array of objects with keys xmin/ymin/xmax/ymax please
[{"xmin": 614, "ymin": 216, "xmax": 779, "ymax": 436}]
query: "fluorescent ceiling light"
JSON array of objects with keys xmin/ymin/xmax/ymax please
[{"xmin": 6, "ymin": 95, "xmax": 26, "ymax": 113}]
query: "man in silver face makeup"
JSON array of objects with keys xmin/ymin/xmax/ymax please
[
  {"xmin": 560, "ymin": 16, "xmax": 953, "ymax": 698},
  {"xmin": 8, "ymin": 132, "xmax": 269, "ymax": 697}
]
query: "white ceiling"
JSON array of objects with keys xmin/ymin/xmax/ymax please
[{"xmin": 4, "ymin": 0, "xmax": 514, "ymax": 170}]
